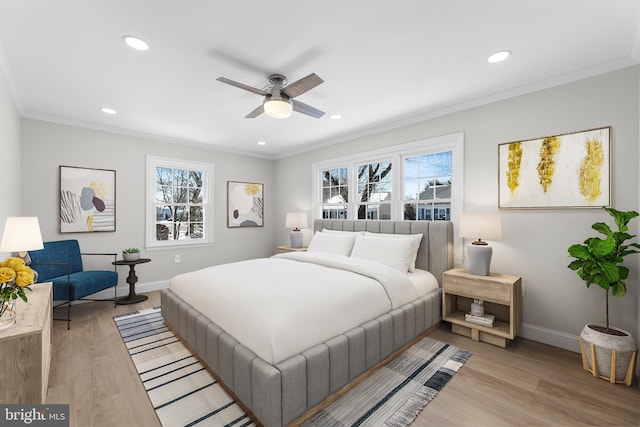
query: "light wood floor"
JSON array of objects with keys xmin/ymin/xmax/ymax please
[{"xmin": 47, "ymin": 291, "xmax": 640, "ymax": 427}]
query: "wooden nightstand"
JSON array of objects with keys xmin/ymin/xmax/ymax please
[
  {"xmin": 442, "ymin": 268, "xmax": 522, "ymax": 348},
  {"xmin": 276, "ymin": 246, "xmax": 308, "ymax": 254}
]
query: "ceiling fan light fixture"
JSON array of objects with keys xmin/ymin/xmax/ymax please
[{"xmin": 264, "ymin": 98, "xmax": 293, "ymax": 119}]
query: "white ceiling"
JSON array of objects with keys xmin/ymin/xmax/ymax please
[{"xmin": 0, "ymin": 1, "xmax": 639, "ymax": 159}]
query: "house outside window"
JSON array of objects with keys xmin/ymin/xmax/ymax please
[{"xmin": 146, "ymin": 156, "xmax": 214, "ymax": 249}]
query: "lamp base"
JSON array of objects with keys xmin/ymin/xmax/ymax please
[
  {"xmin": 468, "ymin": 243, "xmax": 492, "ymax": 276},
  {"xmin": 17, "ymin": 250, "xmax": 38, "ymax": 282},
  {"xmin": 290, "ymin": 230, "xmax": 303, "ymax": 248}
]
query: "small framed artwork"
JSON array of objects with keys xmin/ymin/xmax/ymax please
[
  {"xmin": 498, "ymin": 126, "xmax": 611, "ymax": 209},
  {"xmin": 60, "ymin": 165, "xmax": 116, "ymax": 232},
  {"xmin": 227, "ymin": 181, "xmax": 264, "ymax": 227}
]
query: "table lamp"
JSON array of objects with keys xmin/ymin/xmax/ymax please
[
  {"xmin": 459, "ymin": 212, "xmax": 502, "ymax": 276},
  {"xmin": 0, "ymin": 217, "xmax": 44, "ymax": 265},
  {"xmin": 285, "ymin": 212, "xmax": 307, "ymax": 248}
]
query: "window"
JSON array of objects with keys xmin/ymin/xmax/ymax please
[
  {"xmin": 403, "ymin": 151, "xmax": 452, "ymax": 221},
  {"xmin": 320, "ymin": 167, "xmax": 348, "ymax": 219},
  {"xmin": 312, "ymin": 132, "xmax": 463, "ymax": 261},
  {"xmin": 313, "ymin": 132, "xmax": 462, "ymax": 223},
  {"xmin": 146, "ymin": 156, "xmax": 214, "ymax": 248},
  {"xmin": 357, "ymin": 160, "xmax": 392, "ymax": 219}
]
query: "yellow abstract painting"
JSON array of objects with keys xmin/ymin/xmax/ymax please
[{"xmin": 498, "ymin": 127, "xmax": 610, "ymax": 209}]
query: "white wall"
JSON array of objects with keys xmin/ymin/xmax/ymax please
[
  {"xmin": 275, "ymin": 66, "xmax": 640, "ymax": 352},
  {"xmin": 0, "ymin": 67, "xmax": 21, "ymax": 232},
  {"xmin": 20, "ymin": 119, "xmax": 275, "ymax": 289}
]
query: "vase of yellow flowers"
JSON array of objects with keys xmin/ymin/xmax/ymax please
[{"xmin": 0, "ymin": 257, "xmax": 35, "ymax": 330}]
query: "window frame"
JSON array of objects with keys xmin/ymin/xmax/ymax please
[
  {"xmin": 312, "ymin": 132, "xmax": 464, "ymax": 263},
  {"xmin": 146, "ymin": 155, "xmax": 214, "ymax": 249}
]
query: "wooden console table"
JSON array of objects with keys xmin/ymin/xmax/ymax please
[{"xmin": 0, "ymin": 282, "xmax": 52, "ymax": 403}]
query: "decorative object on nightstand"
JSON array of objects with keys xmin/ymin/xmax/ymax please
[
  {"xmin": 567, "ymin": 206, "xmax": 639, "ymax": 386},
  {"xmin": 285, "ymin": 212, "xmax": 307, "ymax": 248},
  {"xmin": 464, "ymin": 312, "xmax": 495, "ymax": 327},
  {"xmin": 443, "ymin": 268, "xmax": 521, "ymax": 348},
  {"xmin": 459, "ymin": 211, "xmax": 502, "ymax": 276},
  {"xmin": 470, "ymin": 299, "xmax": 485, "ymax": 316}
]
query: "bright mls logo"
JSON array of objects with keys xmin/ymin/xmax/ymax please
[{"xmin": 1, "ymin": 405, "xmax": 69, "ymax": 426}]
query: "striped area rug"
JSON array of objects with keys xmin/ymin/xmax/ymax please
[
  {"xmin": 303, "ymin": 337, "xmax": 471, "ymax": 426},
  {"xmin": 114, "ymin": 307, "xmax": 255, "ymax": 427},
  {"xmin": 115, "ymin": 307, "xmax": 470, "ymax": 427}
]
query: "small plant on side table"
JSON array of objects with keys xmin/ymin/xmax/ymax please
[{"xmin": 122, "ymin": 247, "xmax": 140, "ymax": 262}]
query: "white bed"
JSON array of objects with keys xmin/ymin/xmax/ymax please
[
  {"xmin": 162, "ymin": 219, "xmax": 453, "ymax": 427},
  {"xmin": 170, "ymin": 251, "xmax": 439, "ymax": 365}
]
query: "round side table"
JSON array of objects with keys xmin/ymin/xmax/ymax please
[{"xmin": 112, "ymin": 258, "xmax": 151, "ymax": 305}]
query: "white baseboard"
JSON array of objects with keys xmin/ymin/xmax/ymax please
[
  {"xmin": 54, "ymin": 280, "xmax": 169, "ymax": 305},
  {"xmin": 520, "ymin": 322, "xmax": 581, "ymax": 353}
]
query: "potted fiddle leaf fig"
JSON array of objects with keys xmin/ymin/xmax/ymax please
[{"xmin": 567, "ymin": 206, "xmax": 640, "ymax": 385}]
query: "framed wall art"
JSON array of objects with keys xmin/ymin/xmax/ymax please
[
  {"xmin": 60, "ymin": 165, "xmax": 116, "ymax": 232},
  {"xmin": 498, "ymin": 126, "xmax": 610, "ymax": 209},
  {"xmin": 227, "ymin": 181, "xmax": 264, "ymax": 227}
]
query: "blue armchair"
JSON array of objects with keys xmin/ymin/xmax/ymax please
[{"xmin": 28, "ymin": 239, "xmax": 118, "ymax": 329}]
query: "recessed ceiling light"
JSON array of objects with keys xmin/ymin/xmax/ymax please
[
  {"xmin": 330, "ymin": 114, "xmax": 342, "ymax": 120},
  {"xmin": 488, "ymin": 50, "xmax": 511, "ymax": 63},
  {"xmin": 100, "ymin": 107, "xmax": 117, "ymax": 115},
  {"xmin": 257, "ymin": 141, "xmax": 266, "ymax": 146},
  {"xmin": 122, "ymin": 35, "xmax": 149, "ymax": 51}
]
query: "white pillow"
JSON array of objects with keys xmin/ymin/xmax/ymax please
[
  {"xmin": 350, "ymin": 235, "xmax": 417, "ymax": 273},
  {"xmin": 307, "ymin": 231, "xmax": 357, "ymax": 256},
  {"xmin": 363, "ymin": 232, "xmax": 423, "ymax": 272}
]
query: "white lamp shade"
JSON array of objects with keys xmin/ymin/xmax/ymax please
[
  {"xmin": 264, "ymin": 99, "xmax": 293, "ymax": 118},
  {"xmin": 285, "ymin": 212, "xmax": 308, "ymax": 230},
  {"xmin": 459, "ymin": 212, "xmax": 502, "ymax": 241},
  {"xmin": 0, "ymin": 217, "xmax": 44, "ymax": 252}
]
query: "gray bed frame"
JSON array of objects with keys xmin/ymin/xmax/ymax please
[{"xmin": 161, "ymin": 219, "xmax": 453, "ymax": 427}]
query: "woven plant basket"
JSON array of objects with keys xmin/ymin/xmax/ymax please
[{"xmin": 579, "ymin": 324, "xmax": 638, "ymax": 386}]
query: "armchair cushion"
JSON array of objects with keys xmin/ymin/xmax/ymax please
[{"xmin": 48, "ymin": 270, "xmax": 118, "ymax": 301}]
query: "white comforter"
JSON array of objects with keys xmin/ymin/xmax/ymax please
[{"xmin": 169, "ymin": 252, "xmax": 437, "ymax": 364}]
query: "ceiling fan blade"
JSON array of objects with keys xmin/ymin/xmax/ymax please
[
  {"xmin": 245, "ymin": 104, "xmax": 264, "ymax": 119},
  {"xmin": 282, "ymin": 73, "xmax": 324, "ymax": 98},
  {"xmin": 292, "ymin": 99, "xmax": 325, "ymax": 118},
  {"xmin": 217, "ymin": 77, "xmax": 268, "ymax": 96}
]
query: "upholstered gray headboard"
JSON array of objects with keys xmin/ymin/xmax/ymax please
[{"xmin": 313, "ymin": 219, "xmax": 453, "ymax": 286}]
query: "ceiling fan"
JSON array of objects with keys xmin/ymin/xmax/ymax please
[{"xmin": 216, "ymin": 73, "xmax": 325, "ymax": 119}]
